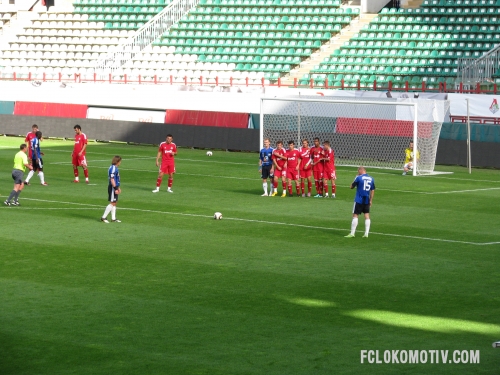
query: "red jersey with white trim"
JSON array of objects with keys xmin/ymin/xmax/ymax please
[
  {"xmin": 159, "ymin": 142, "xmax": 177, "ymax": 164},
  {"xmin": 273, "ymin": 148, "xmax": 287, "ymax": 169},
  {"xmin": 323, "ymin": 148, "xmax": 335, "ymax": 171},
  {"xmin": 299, "ymin": 147, "xmax": 311, "ymax": 170},
  {"xmin": 310, "ymin": 146, "xmax": 324, "ymax": 171},
  {"xmin": 285, "ymin": 149, "xmax": 301, "ymax": 170},
  {"xmin": 74, "ymin": 133, "xmax": 88, "ymax": 155},
  {"xmin": 25, "ymin": 132, "xmax": 36, "ymax": 158}
]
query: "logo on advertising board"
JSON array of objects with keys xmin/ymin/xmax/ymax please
[{"xmin": 489, "ymin": 99, "xmax": 499, "ymax": 114}]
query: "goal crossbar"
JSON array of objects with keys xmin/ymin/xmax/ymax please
[{"xmin": 260, "ymin": 97, "xmax": 419, "ymax": 176}]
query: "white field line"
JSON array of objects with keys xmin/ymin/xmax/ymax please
[
  {"xmin": 4, "ymin": 197, "xmax": 499, "ymax": 246},
  {"xmin": 44, "ymin": 163, "xmax": 500, "ymax": 195}
]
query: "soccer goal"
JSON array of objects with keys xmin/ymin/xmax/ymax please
[{"xmin": 260, "ymin": 96, "xmax": 450, "ymax": 176}]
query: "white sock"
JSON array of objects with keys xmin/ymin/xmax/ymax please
[
  {"xmin": 26, "ymin": 170, "xmax": 34, "ymax": 182},
  {"xmin": 263, "ymin": 182, "xmax": 267, "ymax": 194},
  {"xmin": 85, "ymin": 177, "xmax": 89, "ymax": 181},
  {"xmin": 38, "ymin": 171, "xmax": 45, "ymax": 184},
  {"xmin": 75, "ymin": 176, "xmax": 79, "ymax": 181},
  {"xmin": 102, "ymin": 204, "xmax": 112, "ymax": 219},
  {"xmin": 111, "ymin": 206, "xmax": 116, "ymax": 221},
  {"xmin": 351, "ymin": 217, "xmax": 358, "ymax": 235},
  {"xmin": 365, "ymin": 219, "xmax": 371, "ymax": 236}
]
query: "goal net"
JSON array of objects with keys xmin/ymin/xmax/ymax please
[{"xmin": 260, "ymin": 96, "xmax": 450, "ymax": 176}]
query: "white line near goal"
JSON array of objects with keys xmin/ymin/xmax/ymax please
[{"xmin": 5, "ymin": 197, "xmax": 499, "ymax": 246}]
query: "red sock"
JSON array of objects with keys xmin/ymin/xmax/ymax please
[
  {"xmin": 296, "ymin": 183, "xmax": 301, "ymax": 196},
  {"xmin": 315, "ymin": 181, "xmax": 320, "ymax": 194},
  {"xmin": 332, "ymin": 184, "xmax": 336, "ymax": 195},
  {"xmin": 73, "ymin": 169, "xmax": 79, "ymax": 178},
  {"xmin": 274, "ymin": 180, "xmax": 278, "ymax": 189},
  {"xmin": 282, "ymin": 181, "xmax": 287, "ymax": 191},
  {"xmin": 156, "ymin": 177, "xmax": 162, "ymax": 187},
  {"xmin": 308, "ymin": 181, "xmax": 312, "ymax": 194},
  {"xmin": 300, "ymin": 181, "xmax": 305, "ymax": 195},
  {"xmin": 168, "ymin": 178, "xmax": 173, "ymax": 188},
  {"xmin": 324, "ymin": 183, "xmax": 328, "ymax": 194},
  {"xmin": 83, "ymin": 169, "xmax": 89, "ymax": 178},
  {"xmin": 288, "ymin": 184, "xmax": 293, "ymax": 195}
]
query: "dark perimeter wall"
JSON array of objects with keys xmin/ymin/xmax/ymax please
[
  {"xmin": 1, "ymin": 115, "xmax": 499, "ymax": 167},
  {"xmin": 0, "ymin": 115, "xmax": 260, "ymax": 151}
]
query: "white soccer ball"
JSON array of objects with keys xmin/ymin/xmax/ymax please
[
  {"xmin": 206, "ymin": 151, "xmax": 213, "ymax": 156},
  {"xmin": 214, "ymin": 212, "xmax": 222, "ymax": 220}
]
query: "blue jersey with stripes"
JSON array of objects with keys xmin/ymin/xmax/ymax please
[
  {"xmin": 260, "ymin": 147, "xmax": 274, "ymax": 167},
  {"xmin": 31, "ymin": 137, "xmax": 41, "ymax": 159},
  {"xmin": 108, "ymin": 165, "xmax": 120, "ymax": 187},
  {"xmin": 353, "ymin": 174, "xmax": 375, "ymax": 204}
]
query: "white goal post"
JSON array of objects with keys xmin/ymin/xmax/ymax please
[{"xmin": 259, "ymin": 96, "xmax": 449, "ymax": 176}]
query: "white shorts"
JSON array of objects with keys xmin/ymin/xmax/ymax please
[{"xmin": 404, "ymin": 163, "xmax": 413, "ymax": 170}]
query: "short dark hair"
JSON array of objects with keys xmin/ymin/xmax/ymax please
[
  {"xmin": 314, "ymin": 137, "xmax": 320, "ymax": 141},
  {"xmin": 288, "ymin": 140, "xmax": 294, "ymax": 145},
  {"xmin": 276, "ymin": 140, "xmax": 283, "ymax": 145},
  {"xmin": 20, "ymin": 144, "xmax": 27, "ymax": 150},
  {"xmin": 409, "ymin": 141, "xmax": 414, "ymax": 144},
  {"xmin": 35, "ymin": 131, "xmax": 42, "ymax": 138},
  {"xmin": 112, "ymin": 155, "xmax": 122, "ymax": 165},
  {"xmin": 32, "ymin": 124, "xmax": 38, "ymax": 129},
  {"xmin": 323, "ymin": 140, "xmax": 330, "ymax": 146},
  {"xmin": 166, "ymin": 134, "xmax": 173, "ymax": 138},
  {"xmin": 74, "ymin": 124, "xmax": 81, "ymax": 130}
]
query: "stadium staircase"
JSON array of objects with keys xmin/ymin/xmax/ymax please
[{"xmin": 298, "ymin": 0, "xmax": 500, "ymax": 90}]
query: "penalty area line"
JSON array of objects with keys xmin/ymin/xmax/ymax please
[{"xmin": 6, "ymin": 197, "xmax": 499, "ymax": 246}]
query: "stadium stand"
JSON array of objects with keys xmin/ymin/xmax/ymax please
[{"xmin": 300, "ymin": 0, "xmax": 500, "ymax": 90}]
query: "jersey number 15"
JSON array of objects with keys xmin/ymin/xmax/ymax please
[{"xmin": 363, "ymin": 180, "xmax": 372, "ymax": 191}]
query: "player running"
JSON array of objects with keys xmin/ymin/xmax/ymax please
[
  {"xmin": 345, "ymin": 166, "xmax": 375, "ymax": 238},
  {"xmin": 25, "ymin": 131, "xmax": 48, "ymax": 186},
  {"xmin": 72, "ymin": 125, "xmax": 89, "ymax": 183},
  {"xmin": 101, "ymin": 155, "xmax": 122, "ymax": 223},
  {"xmin": 299, "ymin": 139, "xmax": 313, "ymax": 197},
  {"xmin": 310, "ymin": 137, "xmax": 324, "ymax": 198},
  {"xmin": 23, "ymin": 124, "xmax": 38, "ymax": 185},
  {"xmin": 4, "ymin": 144, "xmax": 33, "ymax": 206},
  {"xmin": 285, "ymin": 140, "xmax": 301, "ymax": 197},
  {"xmin": 402, "ymin": 141, "xmax": 420, "ymax": 175},
  {"xmin": 322, "ymin": 141, "xmax": 336, "ymax": 198},
  {"xmin": 153, "ymin": 134, "xmax": 177, "ymax": 193},
  {"xmin": 259, "ymin": 138, "xmax": 274, "ymax": 196},
  {"xmin": 271, "ymin": 141, "xmax": 287, "ymax": 197}
]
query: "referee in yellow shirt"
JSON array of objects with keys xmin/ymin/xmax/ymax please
[{"xmin": 4, "ymin": 144, "xmax": 33, "ymax": 206}]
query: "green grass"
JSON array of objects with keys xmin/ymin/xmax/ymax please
[{"xmin": 1, "ymin": 136, "xmax": 499, "ymax": 375}]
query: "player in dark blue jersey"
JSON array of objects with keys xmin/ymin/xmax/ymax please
[
  {"xmin": 25, "ymin": 131, "xmax": 48, "ymax": 186},
  {"xmin": 259, "ymin": 138, "xmax": 274, "ymax": 196},
  {"xmin": 345, "ymin": 166, "xmax": 375, "ymax": 238},
  {"xmin": 101, "ymin": 155, "xmax": 122, "ymax": 223}
]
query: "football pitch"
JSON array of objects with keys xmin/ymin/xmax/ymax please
[{"xmin": 1, "ymin": 136, "xmax": 499, "ymax": 375}]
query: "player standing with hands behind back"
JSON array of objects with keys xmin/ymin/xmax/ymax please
[
  {"xmin": 72, "ymin": 125, "xmax": 90, "ymax": 183},
  {"xmin": 153, "ymin": 134, "xmax": 177, "ymax": 193},
  {"xmin": 101, "ymin": 155, "xmax": 122, "ymax": 223},
  {"xmin": 259, "ymin": 138, "xmax": 274, "ymax": 196},
  {"xmin": 345, "ymin": 166, "xmax": 375, "ymax": 238}
]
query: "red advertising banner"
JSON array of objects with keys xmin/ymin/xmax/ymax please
[
  {"xmin": 14, "ymin": 101, "xmax": 88, "ymax": 118},
  {"xmin": 166, "ymin": 110, "xmax": 248, "ymax": 128}
]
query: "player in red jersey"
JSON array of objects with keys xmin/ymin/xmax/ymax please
[
  {"xmin": 285, "ymin": 140, "xmax": 301, "ymax": 197},
  {"xmin": 23, "ymin": 124, "xmax": 38, "ymax": 185},
  {"xmin": 299, "ymin": 139, "xmax": 312, "ymax": 197},
  {"xmin": 72, "ymin": 125, "xmax": 89, "ymax": 183},
  {"xmin": 271, "ymin": 140, "xmax": 287, "ymax": 197},
  {"xmin": 322, "ymin": 140, "xmax": 336, "ymax": 198},
  {"xmin": 153, "ymin": 134, "xmax": 177, "ymax": 193},
  {"xmin": 310, "ymin": 137, "xmax": 324, "ymax": 198}
]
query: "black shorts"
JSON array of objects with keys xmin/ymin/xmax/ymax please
[
  {"xmin": 12, "ymin": 169, "xmax": 24, "ymax": 184},
  {"xmin": 353, "ymin": 202, "xmax": 370, "ymax": 215},
  {"xmin": 261, "ymin": 165, "xmax": 273, "ymax": 179},
  {"xmin": 32, "ymin": 158, "xmax": 43, "ymax": 171},
  {"xmin": 108, "ymin": 185, "xmax": 119, "ymax": 203}
]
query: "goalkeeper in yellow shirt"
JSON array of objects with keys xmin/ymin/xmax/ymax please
[{"xmin": 403, "ymin": 141, "xmax": 420, "ymax": 175}]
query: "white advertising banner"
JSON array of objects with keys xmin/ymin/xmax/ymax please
[
  {"xmin": 87, "ymin": 107, "xmax": 166, "ymax": 123},
  {"xmin": 448, "ymin": 93, "xmax": 500, "ymax": 118}
]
